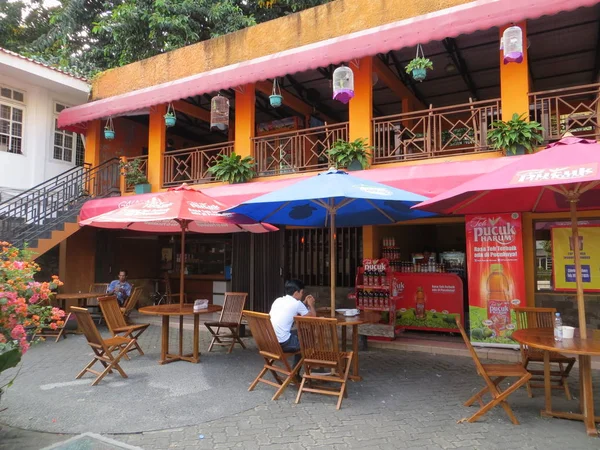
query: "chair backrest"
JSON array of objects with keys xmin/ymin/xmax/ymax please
[
  {"xmin": 122, "ymin": 286, "xmax": 143, "ymax": 317},
  {"xmin": 89, "ymin": 283, "xmax": 109, "ymax": 294},
  {"xmin": 219, "ymin": 292, "xmax": 248, "ymax": 324},
  {"xmin": 295, "ymin": 316, "xmax": 340, "ymax": 365},
  {"xmin": 163, "ymin": 273, "xmax": 173, "ymax": 296},
  {"xmin": 98, "ymin": 295, "xmax": 128, "ymax": 333},
  {"xmin": 455, "ymin": 317, "xmax": 489, "ymax": 379},
  {"xmin": 513, "ymin": 307, "xmax": 556, "ymax": 330},
  {"xmin": 71, "ymin": 306, "xmax": 106, "ymax": 349},
  {"xmin": 243, "ymin": 310, "xmax": 285, "ymax": 360}
]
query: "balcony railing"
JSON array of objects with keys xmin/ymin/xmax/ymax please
[
  {"xmin": 124, "ymin": 155, "xmax": 148, "ymax": 192},
  {"xmin": 253, "ymin": 123, "xmax": 349, "ymax": 176},
  {"xmin": 530, "ymin": 83, "xmax": 600, "ymax": 142},
  {"xmin": 163, "ymin": 142, "xmax": 234, "ymax": 187},
  {"xmin": 372, "ymin": 99, "xmax": 501, "ymax": 165}
]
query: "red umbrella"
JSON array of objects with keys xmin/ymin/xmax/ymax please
[
  {"xmin": 80, "ymin": 184, "xmax": 276, "ymax": 305},
  {"xmin": 415, "ymin": 137, "xmax": 600, "ymax": 338}
]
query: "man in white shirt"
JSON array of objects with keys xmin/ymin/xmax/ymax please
[{"xmin": 270, "ymin": 279, "xmax": 316, "ymax": 368}]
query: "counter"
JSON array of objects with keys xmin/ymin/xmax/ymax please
[{"xmin": 168, "ymin": 274, "xmax": 231, "ymax": 305}]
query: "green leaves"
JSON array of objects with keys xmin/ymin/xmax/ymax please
[
  {"xmin": 326, "ymin": 138, "xmax": 371, "ymax": 170},
  {"xmin": 207, "ymin": 152, "xmax": 255, "ymax": 184},
  {"xmin": 0, "ymin": 348, "xmax": 21, "ymax": 375},
  {"xmin": 120, "ymin": 158, "xmax": 149, "ymax": 186},
  {"xmin": 405, "ymin": 57, "xmax": 433, "ymax": 74},
  {"xmin": 487, "ymin": 113, "xmax": 544, "ymax": 155}
]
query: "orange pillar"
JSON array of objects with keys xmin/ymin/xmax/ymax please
[
  {"xmin": 522, "ymin": 212, "xmax": 536, "ymax": 307},
  {"xmin": 500, "ymin": 22, "xmax": 530, "ymax": 121},
  {"xmin": 234, "ymin": 84, "xmax": 256, "ymax": 159},
  {"xmin": 148, "ymin": 104, "xmax": 167, "ymax": 192},
  {"xmin": 84, "ymin": 119, "xmax": 102, "ymax": 167},
  {"xmin": 349, "ymin": 56, "xmax": 374, "ymax": 149}
]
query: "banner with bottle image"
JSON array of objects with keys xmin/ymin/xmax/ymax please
[
  {"xmin": 552, "ymin": 226, "xmax": 600, "ymax": 292},
  {"xmin": 466, "ymin": 213, "xmax": 526, "ymax": 348}
]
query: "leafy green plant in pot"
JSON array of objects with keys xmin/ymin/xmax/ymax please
[
  {"xmin": 487, "ymin": 113, "xmax": 544, "ymax": 156},
  {"xmin": 405, "ymin": 57, "xmax": 433, "ymax": 82},
  {"xmin": 207, "ymin": 152, "xmax": 255, "ymax": 184},
  {"xmin": 120, "ymin": 158, "xmax": 151, "ymax": 194},
  {"xmin": 326, "ymin": 138, "xmax": 371, "ymax": 171}
]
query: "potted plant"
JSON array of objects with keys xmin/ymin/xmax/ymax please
[
  {"xmin": 0, "ymin": 242, "xmax": 64, "ymax": 404},
  {"xmin": 326, "ymin": 138, "xmax": 371, "ymax": 171},
  {"xmin": 405, "ymin": 44, "xmax": 433, "ymax": 82},
  {"xmin": 269, "ymin": 78, "xmax": 283, "ymax": 108},
  {"xmin": 104, "ymin": 117, "xmax": 115, "ymax": 140},
  {"xmin": 164, "ymin": 104, "xmax": 177, "ymax": 127},
  {"xmin": 487, "ymin": 113, "xmax": 544, "ymax": 155},
  {"xmin": 207, "ymin": 152, "xmax": 255, "ymax": 184},
  {"xmin": 120, "ymin": 158, "xmax": 151, "ymax": 193}
]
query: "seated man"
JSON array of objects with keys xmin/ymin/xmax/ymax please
[
  {"xmin": 107, "ymin": 270, "xmax": 133, "ymax": 307},
  {"xmin": 270, "ymin": 279, "xmax": 316, "ymax": 368}
]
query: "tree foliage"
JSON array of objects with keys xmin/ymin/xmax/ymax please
[{"xmin": 2, "ymin": 0, "xmax": 333, "ymax": 79}]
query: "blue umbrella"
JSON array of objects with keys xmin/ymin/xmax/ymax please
[{"xmin": 227, "ymin": 168, "xmax": 433, "ymax": 314}]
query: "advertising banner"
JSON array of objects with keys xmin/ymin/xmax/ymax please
[
  {"xmin": 466, "ymin": 213, "xmax": 525, "ymax": 348},
  {"xmin": 552, "ymin": 226, "xmax": 600, "ymax": 292},
  {"xmin": 393, "ymin": 273, "xmax": 464, "ymax": 333}
]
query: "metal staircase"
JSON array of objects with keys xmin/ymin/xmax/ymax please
[{"xmin": 0, "ymin": 158, "xmax": 121, "ymax": 250}]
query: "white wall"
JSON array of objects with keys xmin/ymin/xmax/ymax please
[{"xmin": 0, "ymin": 62, "xmax": 89, "ymax": 200}]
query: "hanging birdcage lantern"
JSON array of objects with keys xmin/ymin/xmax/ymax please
[
  {"xmin": 502, "ymin": 25, "xmax": 523, "ymax": 64},
  {"xmin": 210, "ymin": 94, "xmax": 229, "ymax": 131},
  {"xmin": 332, "ymin": 65, "xmax": 355, "ymax": 104}
]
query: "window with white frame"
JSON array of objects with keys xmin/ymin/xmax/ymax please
[
  {"xmin": 53, "ymin": 103, "xmax": 85, "ymax": 165},
  {"xmin": 0, "ymin": 86, "xmax": 25, "ymax": 155}
]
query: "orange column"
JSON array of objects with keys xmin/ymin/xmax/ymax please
[
  {"xmin": 148, "ymin": 104, "xmax": 167, "ymax": 192},
  {"xmin": 84, "ymin": 119, "xmax": 102, "ymax": 167},
  {"xmin": 522, "ymin": 212, "xmax": 536, "ymax": 307},
  {"xmin": 349, "ymin": 56, "xmax": 374, "ymax": 150},
  {"xmin": 234, "ymin": 84, "xmax": 256, "ymax": 159},
  {"xmin": 500, "ymin": 22, "xmax": 530, "ymax": 121},
  {"xmin": 362, "ymin": 226, "xmax": 380, "ymax": 259}
]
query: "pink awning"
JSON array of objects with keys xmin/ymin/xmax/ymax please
[{"xmin": 58, "ymin": 0, "xmax": 598, "ymax": 131}]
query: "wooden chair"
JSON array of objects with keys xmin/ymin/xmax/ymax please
[
  {"xmin": 70, "ymin": 307, "xmax": 136, "ymax": 386},
  {"xmin": 514, "ymin": 307, "xmax": 576, "ymax": 400},
  {"xmin": 294, "ymin": 316, "xmax": 353, "ymax": 410},
  {"xmin": 163, "ymin": 273, "xmax": 187, "ymax": 304},
  {"xmin": 98, "ymin": 295, "xmax": 149, "ymax": 358},
  {"xmin": 456, "ymin": 317, "xmax": 531, "ymax": 424},
  {"xmin": 32, "ymin": 299, "xmax": 72, "ymax": 343},
  {"xmin": 120, "ymin": 286, "xmax": 143, "ymax": 323},
  {"xmin": 205, "ymin": 292, "xmax": 248, "ymax": 353},
  {"xmin": 244, "ymin": 310, "xmax": 302, "ymax": 401}
]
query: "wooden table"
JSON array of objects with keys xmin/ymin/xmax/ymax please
[
  {"xmin": 513, "ymin": 328, "xmax": 600, "ymax": 436},
  {"xmin": 316, "ymin": 310, "xmax": 381, "ymax": 381},
  {"xmin": 139, "ymin": 304, "xmax": 222, "ymax": 365},
  {"xmin": 55, "ymin": 292, "xmax": 103, "ymax": 310}
]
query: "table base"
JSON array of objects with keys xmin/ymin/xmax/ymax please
[
  {"xmin": 160, "ymin": 353, "xmax": 200, "ymax": 365},
  {"xmin": 341, "ymin": 325, "xmax": 362, "ymax": 382},
  {"xmin": 159, "ymin": 315, "xmax": 200, "ymax": 365}
]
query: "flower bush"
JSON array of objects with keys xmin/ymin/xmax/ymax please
[{"xmin": 0, "ymin": 241, "xmax": 64, "ymax": 391}]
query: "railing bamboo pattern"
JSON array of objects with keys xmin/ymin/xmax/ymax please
[
  {"xmin": 372, "ymin": 99, "xmax": 501, "ymax": 164},
  {"xmin": 162, "ymin": 142, "xmax": 234, "ymax": 187},
  {"xmin": 253, "ymin": 123, "xmax": 349, "ymax": 176},
  {"xmin": 123, "ymin": 155, "xmax": 148, "ymax": 192},
  {"xmin": 530, "ymin": 83, "xmax": 600, "ymax": 142}
]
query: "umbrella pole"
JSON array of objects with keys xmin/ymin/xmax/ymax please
[
  {"xmin": 330, "ymin": 210, "xmax": 336, "ymax": 318},
  {"xmin": 180, "ymin": 224, "xmax": 186, "ymax": 307},
  {"xmin": 569, "ymin": 197, "xmax": 587, "ymax": 339}
]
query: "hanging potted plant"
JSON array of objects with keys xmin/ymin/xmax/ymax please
[
  {"xmin": 207, "ymin": 152, "xmax": 255, "ymax": 184},
  {"xmin": 164, "ymin": 103, "xmax": 177, "ymax": 127},
  {"xmin": 120, "ymin": 158, "xmax": 151, "ymax": 193},
  {"xmin": 104, "ymin": 117, "xmax": 115, "ymax": 140},
  {"xmin": 269, "ymin": 78, "xmax": 283, "ymax": 108},
  {"xmin": 487, "ymin": 113, "xmax": 544, "ymax": 156},
  {"xmin": 405, "ymin": 44, "xmax": 433, "ymax": 82},
  {"xmin": 326, "ymin": 138, "xmax": 371, "ymax": 171}
]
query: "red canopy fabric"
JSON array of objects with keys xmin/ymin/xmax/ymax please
[
  {"xmin": 79, "ymin": 184, "xmax": 276, "ymax": 233},
  {"xmin": 415, "ymin": 138, "xmax": 600, "ymax": 215}
]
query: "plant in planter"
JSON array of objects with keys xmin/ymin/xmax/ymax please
[
  {"xmin": 0, "ymin": 242, "xmax": 64, "ymax": 400},
  {"xmin": 269, "ymin": 78, "xmax": 283, "ymax": 108},
  {"xmin": 120, "ymin": 158, "xmax": 151, "ymax": 194},
  {"xmin": 326, "ymin": 138, "xmax": 371, "ymax": 171},
  {"xmin": 405, "ymin": 44, "xmax": 433, "ymax": 82},
  {"xmin": 207, "ymin": 152, "xmax": 255, "ymax": 184},
  {"xmin": 164, "ymin": 103, "xmax": 177, "ymax": 127},
  {"xmin": 487, "ymin": 113, "xmax": 544, "ymax": 155},
  {"xmin": 104, "ymin": 117, "xmax": 115, "ymax": 140}
]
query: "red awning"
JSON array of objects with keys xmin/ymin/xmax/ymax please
[
  {"xmin": 58, "ymin": 0, "xmax": 597, "ymax": 131},
  {"xmin": 80, "ymin": 156, "xmax": 517, "ymax": 220}
]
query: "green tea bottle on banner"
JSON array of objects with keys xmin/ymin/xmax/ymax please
[{"xmin": 486, "ymin": 264, "xmax": 511, "ymax": 336}]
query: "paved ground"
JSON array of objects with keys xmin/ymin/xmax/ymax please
[{"xmin": 1, "ymin": 323, "xmax": 599, "ymax": 450}]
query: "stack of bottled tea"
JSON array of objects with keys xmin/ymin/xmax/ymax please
[
  {"xmin": 362, "ymin": 267, "xmax": 388, "ymax": 287},
  {"xmin": 357, "ymin": 290, "xmax": 390, "ymax": 309},
  {"xmin": 381, "ymin": 237, "xmax": 401, "ymax": 263},
  {"xmin": 397, "ymin": 261, "xmax": 446, "ymax": 273}
]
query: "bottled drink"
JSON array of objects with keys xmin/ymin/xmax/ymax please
[
  {"xmin": 381, "ymin": 269, "xmax": 387, "ymax": 286},
  {"xmin": 554, "ymin": 313, "xmax": 563, "ymax": 342},
  {"xmin": 486, "ymin": 264, "xmax": 511, "ymax": 336},
  {"xmin": 365, "ymin": 270, "xmax": 371, "ymax": 286},
  {"xmin": 415, "ymin": 286, "xmax": 426, "ymax": 319}
]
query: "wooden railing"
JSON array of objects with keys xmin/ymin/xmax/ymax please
[
  {"xmin": 253, "ymin": 123, "xmax": 349, "ymax": 176},
  {"xmin": 124, "ymin": 155, "xmax": 148, "ymax": 192},
  {"xmin": 372, "ymin": 99, "xmax": 501, "ymax": 165},
  {"xmin": 530, "ymin": 83, "xmax": 600, "ymax": 142},
  {"xmin": 163, "ymin": 142, "xmax": 234, "ymax": 187}
]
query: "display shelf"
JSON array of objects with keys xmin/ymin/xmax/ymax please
[{"xmin": 356, "ymin": 285, "xmax": 390, "ymax": 290}]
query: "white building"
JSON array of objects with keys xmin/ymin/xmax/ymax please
[{"xmin": 0, "ymin": 48, "xmax": 90, "ymax": 202}]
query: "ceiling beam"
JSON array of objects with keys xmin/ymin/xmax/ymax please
[
  {"xmin": 172, "ymin": 100, "xmax": 210, "ymax": 123},
  {"xmin": 592, "ymin": 12, "xmax": 600, "ymax": 82},
  {"xmin": 443, "ymin": 38, "xmax": 478, "ymax": 100},
  {"xmin": 373, "ymin": 55, "xmax": 426, "ymax": 109}
]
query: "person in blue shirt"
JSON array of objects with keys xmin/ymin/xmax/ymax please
[{"xmin": 107, "ymin": 270, "xmax": 133, "ymax": 306}]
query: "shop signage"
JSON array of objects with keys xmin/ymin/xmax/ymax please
[
  {"xmin": 552, "ymin": 226, "xmax": 600, "ymax": 292},
  {"xmin": 465, "ymin": 213, "xmax": 525, "ymax": 348}
]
